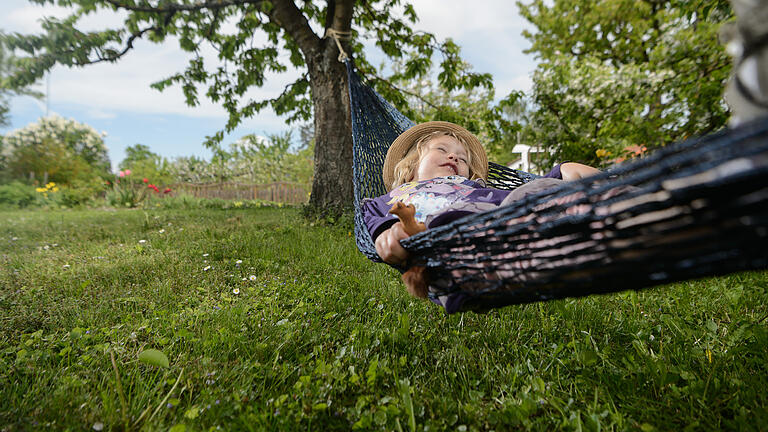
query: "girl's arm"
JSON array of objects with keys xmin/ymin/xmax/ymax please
[{"xmin": 560, "ymin": 162, "xmax": 601, "ymax": 181}]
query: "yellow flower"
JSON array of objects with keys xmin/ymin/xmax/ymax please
[
  {"xmin": 52, "ymin": 187, "xmax": 59, "ymax": 192},
  {"xmin": 36, "ymin": 187, "xmax": 46, "ymax": 193},
  {"xmin": 595, "ymin": 149, "xmax": 611, "ymax": 158},
  {"xmin": 46, "ymin": 182, "xmax": 56, "ymax": 188}
]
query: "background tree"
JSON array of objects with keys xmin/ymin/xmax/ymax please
[
  {"xmin": 119, "ymin": 144, "xmax": 161, "ymax": 171},
  {"xmin": 1, "ymin": 115, "xmax": 111, "ymax": 184},
  {"xmin": 0, "ymin": 37, "xmax": 44, "ymax": 129},
  {"xmin": 518, "ymin": 0, "xmax": 733, "ymax": 167},
  {"xmin": 118, "ymin": 143, "xmax": 174, "ymax": 185},
  {"xmin": 165, "ymin": 155, "xmax": 215, "ymax": 184},
  {"xmin": 224, "ymin": 131, "xmax": 313, "ymax": 186},
  {"xmin": 4, "ymin": 0, "xmax": 502, "ymax": 215},
  {"xmin": 0, "ymin": 38, "xmax": 44, "ymax": 174},
  {"xmin": 387, "ymin": 61, "xmax": 523, "ymax": 164}
]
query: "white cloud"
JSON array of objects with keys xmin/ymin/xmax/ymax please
[
  {"xmin": 3, "ymin": 0, "xmax": 126, "ymax": 33},
  {"xmin": 4, "ymin": 3, "xmax": 70, "ymax": 33},
  {"xmin": 86, "ymin": 108, "xmax": 117, "ymax": 120},
  {"xmin": 411, "ymin": 0, "xmax": 530, "ymax": 37},
  {"xmin": 498, "ymin": 74, "xmax": 534, "ymax": 96}
]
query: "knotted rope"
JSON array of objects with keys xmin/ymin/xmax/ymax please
[{"xmin": 325, "ymin": 28, "xmax": 352, "ymax": 62}]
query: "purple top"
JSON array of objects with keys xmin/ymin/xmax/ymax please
[
  {"xmin": 541, "ymin": 162, "xmax": 565, "ymax": 179},
  {"xmin": 362, "ymin": 175, "xmax": 512, "ymax": 241},
  {"xmin": 361, "ymin": 164, "xmax": 565, "ymax": 314}
]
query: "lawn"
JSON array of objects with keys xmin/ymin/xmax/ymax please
[{"xmin": 1, "ymin": 206, "xmax": 767, "ymax": 431}]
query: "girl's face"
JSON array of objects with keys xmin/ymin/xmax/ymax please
[{"xmin": 414, "ymin": 134, "xmax": 470, "ymax": 181}]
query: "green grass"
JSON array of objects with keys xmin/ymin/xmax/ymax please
[{"xmin": 1, "ymin": 207, "xmax": 767, "ymax": 431}]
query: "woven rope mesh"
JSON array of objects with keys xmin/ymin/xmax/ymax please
[
  {"xmin": 346, "ymin": 61, "xmax": 536, "ymax": 262},
  {"xmin": 346, "ymin": 61, "xmax": 768, "ymax": 312}
]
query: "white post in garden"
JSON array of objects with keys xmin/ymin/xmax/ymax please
[{"xmin": 511, "ymin": 144, "xmax": 532, "ymax": 173}]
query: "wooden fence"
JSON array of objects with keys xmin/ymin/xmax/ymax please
[{"xmin": 168, "ymin": 182, "xmax": 309, "ymax": 204}]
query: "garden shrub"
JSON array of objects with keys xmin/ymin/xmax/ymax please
[
  {"xmin": 0, "ymin": 181, "xmax": 36, "ymax": 208},
  {"xmin": 59, "ymin": 178, "xmax": 106, "ymax": 207}
]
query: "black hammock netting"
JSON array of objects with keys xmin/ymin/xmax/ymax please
[{"xmin": 347, "ymin": 60, "xmax": 768, "ymax": 314}]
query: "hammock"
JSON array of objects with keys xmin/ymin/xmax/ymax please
[{"xmin": 347, "ymin": 61, "xmax": 768, "ymax": 314}]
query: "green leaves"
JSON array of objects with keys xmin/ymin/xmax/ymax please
[
  {"xmin": 397, "ymin": 379, "xmax": 416, "ymax": 432},
  {"xmin": 138, "ymin": 348, "xmax": 170, "ymax": 368},
  {"xmin": 520, "ymin": 0, "xmax": 733, "ymax": 167}
]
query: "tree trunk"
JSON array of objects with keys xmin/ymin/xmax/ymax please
[
  {"xmin": 270, "ymin": 0, "xmax": 355, "ymax": 214},
  {"xmin": 306, "ymin": 42, "xmax": 353, "ymax": 214}
]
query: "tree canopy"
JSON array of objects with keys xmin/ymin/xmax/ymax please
[
  {"xmin": 519, "ymin": 0, "xmax": 733, "ymax": 167},
  {"xmin": 118, "ymin": 143, "xmax": 176, "ymax": 185},
  {"xmin": 3, "ymin": 0, "xmax": 508, "ymax": 212},
  {"xmin": 1, "ymin": 114, "xmax": 111, "ymax": 184}
]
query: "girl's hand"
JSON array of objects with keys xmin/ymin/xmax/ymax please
[{"xmin": 375, "ymin": 222, "xmax": 410, "ymax": 266}]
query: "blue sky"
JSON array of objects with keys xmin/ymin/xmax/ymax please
[{"xmin": 1, "ymin": 0, "xmax": 537, "ymax": 170}]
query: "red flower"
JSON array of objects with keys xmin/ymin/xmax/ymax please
[
  {"xmin": 164, "ymin": 188, "xmax": 172, "ymax": 194},
  {"xmin": 142, "ymin": 178, "xmax": 149, "ymax": 183},
  {"xmin": 148, "ymin": 184, "xmax": 155, "ymax": 189}
]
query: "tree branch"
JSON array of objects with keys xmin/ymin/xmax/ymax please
[
  {"xmin": 331, "ymin": 0, "xmax": 354, "ymax": 34},
  {"xmin": 75, "ymin": 24, "xmax": 162, "ymax": 65},
  {"xmin": 268, "ymin": 0, "xmax": 321, "ymax": 58},
  {"xmin": 103, "ymin": 0, "xmax": 262, "ymax": 13},
  {"xmin": 55, "ymin": 10, "xmax": 177, "ymax": 65}
]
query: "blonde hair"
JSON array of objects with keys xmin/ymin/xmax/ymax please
[{"xmin": 390, "ymin": 130, "xmax": 483, "ymax": 189}]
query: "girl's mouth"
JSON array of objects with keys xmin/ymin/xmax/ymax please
[{"xmin": 442, "ymin": 163, "xmax": 458, "ymax": 174}]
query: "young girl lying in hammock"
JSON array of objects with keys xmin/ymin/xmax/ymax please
[{"xmin": 362, "ymin": 121, "xmax": 606, "ymax": 300}]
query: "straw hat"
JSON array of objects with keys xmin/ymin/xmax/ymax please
[{"xmin": 382, "ymin": 121, "xmax": 488, "ymax": 191}]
